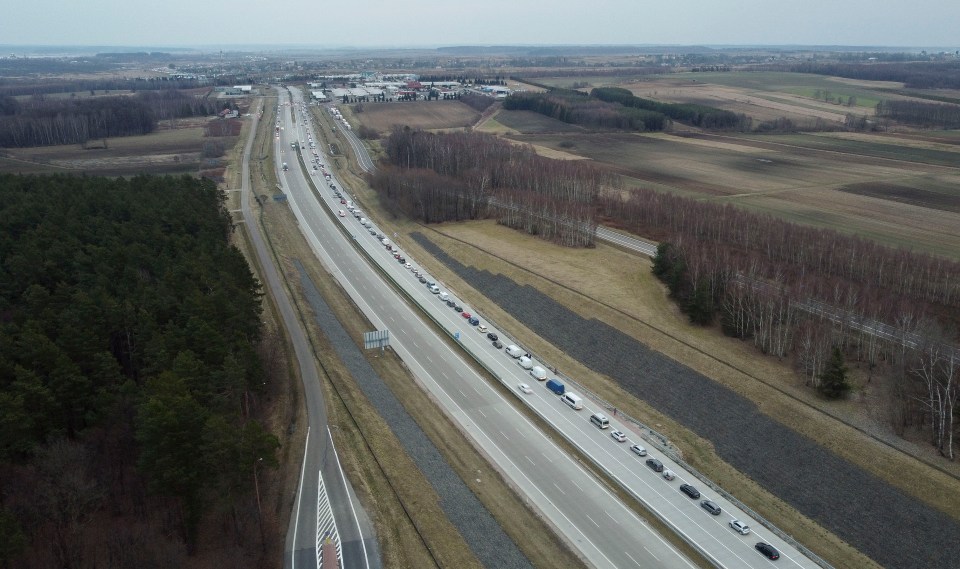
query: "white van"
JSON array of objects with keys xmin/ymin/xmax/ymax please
[
  {"xmin": 562, "ymin": 392, "xmax": 583, "ymax": 410},
  {"xmin": 529, "ymin": 366, "xmax": 547, "ymax": 381},
  {"xmin": 590, "ymin": 413, "xmax": 610, "ymax": 429},
  {"xmin": 505, "ymin": 345, "xmax": 523, "ymax": 358},
  {"xmin": 438, "ymin": 292, "xmax": 449, "ymax": 302},
  {"xmin": 517, "ymin": 356, "xmax": 534, "ymax": 370}
]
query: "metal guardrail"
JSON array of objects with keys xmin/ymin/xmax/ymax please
[
  {"xmin": 295, "ymin": 99, "xmax": 833, "ymax": 568},
  {"xmin": 504, "ymin": 341, "xmax": 836, "ymax": 569}
]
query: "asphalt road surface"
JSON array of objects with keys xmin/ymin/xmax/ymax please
[
  {"xmin": 242, "ymin": 100, "xmax": 379, "ymax": 569},
  {"xmin": 281, "ymin": 90, "xmax": 700, "ymax": 569}
]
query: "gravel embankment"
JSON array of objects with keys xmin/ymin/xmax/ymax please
[
  {"xmin": 295, "ymin": 261, "xmax": 532, "ymax": 569},
  {"xmin": 413, "ymin": 233, "xmax": 959, "ymax": 569}
]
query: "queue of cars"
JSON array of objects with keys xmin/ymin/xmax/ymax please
[{"xmin": 301, "ymin": 108, "xmax": 780, "ymax": 563}]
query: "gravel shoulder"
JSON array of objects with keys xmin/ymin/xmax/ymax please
[{"xmin": 410, "ymin": 228, "xmax": 960, "ymax": 569}]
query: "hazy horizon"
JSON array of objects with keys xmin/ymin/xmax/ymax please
[{"xmin": 2, "ymin": 0, "xmax": 957, "ymax": 50}]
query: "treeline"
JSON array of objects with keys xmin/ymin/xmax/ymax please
[
  {"xmin": 0, "ymin": 90, "xmax": 221, "ymax": 147},
  {"xmin": 372, "ymin": 127, "xmax": 607, "ymax": 246},
  {"xmin": 0, "ymin": 174, "xmax": 278, "ymax": 566},
  {"xmin": 599, "ymin": 188, "xmax": 960, "ymax": 457},
  {"xmin": 509, "ymin": 67, "xmax": 663, "ymax": 79},
  {"xmin": 503, "ymin": 87, "xmax": 749, "ymax": 131},
  {"xmin": 592, "ymin": 87, "xmax": 750, "ymax": 130},
  {"xmin": 875, "ymin": 100, "xmax": 960, "ymax": 128},
  {"xmin": 0, "ymin": 76, "xmax": 207, "ymax": 97},
  {"xmin": 460, "ymin": 93, "xmax": 496, "ymax": 112},
  {"xmin": 504, "ymin": 89, "xmax": 667, "ymax": 131},
  {"xmin": 768, "ymin": 61, "xmax": 960, "ymax": 89}
]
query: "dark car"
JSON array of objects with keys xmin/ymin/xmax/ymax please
[
  {"xmin": 492, "ymin": 340, "xmax": 503, "ymax": 349},
  {"xmin": 487, "ymin": 332, "xmax": 499, "ymax": 341},
  {"xmin": 680, "ymin": 484, "xmax": 701, "ymax": 499},
  {"xmin": 453, "ymin": 304, "xmax": 463, "ymax": 313},
  {"xmin": 700, "ymin": 500, "xmax": 721, "ymax": 516},
  {"xmin": 398, "ymin": 257, "xmax": 405, "ymax": 264},
  {"xmin": 446, "ymin": 299, "xmax": 455, "ymax": 307},
  {"xmin": 418, "ymin": 276, "xmax": 427, "ymax": 284},
  {"xmin": 468, "ymin": 317, "xmax": 479, "ymax": 326},
  {"xmin": 755, "ymin": 543, "xmax": 780, "ymax": 560},
  {"xmin": 645, "ymin": 458, "xmax": 664, "ymax": 473}
]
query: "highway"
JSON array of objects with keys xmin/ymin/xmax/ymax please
[
  {"xmin": 284, "ymin": 88, "xmax": 827, "ymax": 569},
  {"xmin": 240, "ymin": 101, "xmax": 379, "ymax": 569},
  {"xmin": 282, "ymin": 89, "xmax": 699, "ymax": 569}
]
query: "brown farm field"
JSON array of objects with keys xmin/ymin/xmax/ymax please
[
  {"xmin": 502, "ymin": 123, "xmax": 960, "ymax": 258},
  {"xmin": 348, "ymin": 100, "xmax": 480, "ymax": 135},
  {"xmin": 354, "ymin": 79, "xmax": 960, "ymax": 258},
  {"xmin": 0, "ymin": 117, "xmax": 223, "ymax": 176}
]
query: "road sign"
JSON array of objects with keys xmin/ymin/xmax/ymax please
[{"xmin": 363, "ymin": 329, "xmax": 390, "ymax": 350}]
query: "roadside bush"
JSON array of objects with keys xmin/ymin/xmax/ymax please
[{"xmin": 357, "ymin": 125, "xmax": 379, "ymax": 140}]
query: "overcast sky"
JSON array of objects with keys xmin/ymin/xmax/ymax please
[{"xmin": 2, "ymin": 0, "xmax": 957, "ymax": 49}]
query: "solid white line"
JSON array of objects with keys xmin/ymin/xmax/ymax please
[
  {"xmin": 330, "ymin": 426, "xmax": 372, "ymax": 569},
  {"xmin": 290, "ymin": 426, "xmax": 311, "ymax": 569}
]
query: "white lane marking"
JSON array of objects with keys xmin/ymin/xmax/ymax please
[
  {"xmin": 605, "ymin": 511, "xmax": 620, "ymax": 525},
  {"xmin": 525, "ymin": 455, "xmax": 536, "ymax": 466},
  {"xmin": 585, "ymin": 513, "xmax": 600, "ymax": 528},
  {"xmin": 553, "ymin": 483, "xmax": 565, "ymax": 495},
  {"xmin": 643, "ymin": 547, "xmax": 660, "ymax": 562},
  {"xmin": 290, "ymin": 427, "xmax": 310, "ymax": 569},
  {"xmin": 499, "ymin": 430, "xmax": 509, "ymax": 440},
  {"xmin": 625, "ymin": 551, "xmax": 644, "ymax": 566}
]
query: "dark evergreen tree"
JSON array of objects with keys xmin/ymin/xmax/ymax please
[{"xmin": 818, "ymin": 347, "xmax": 851, "ymax": 399}]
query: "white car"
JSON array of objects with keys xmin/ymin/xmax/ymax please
[
  {"xmin": 663, "ymin": 469, "xmax": 676, "ymax": 481},
  {"xmin": 611, "ymin": 431, "xmax": 627, "ymax": 443},
  {"xmin": 337, "ymin": 210, "xmax": 345, "ymax": 217},
  {"xmin": 630, "ymin": 444, "xmax": 647, "ymax": 457},
  {"xmin": 729, "ymin": 519, "xmax": 751, "ymax": 535},
  {"xmin": 517, "ymin": 383, "xmax": 532, "ymax": 394},
  {"xmin": 404, "ymin": 263, "xmax": 412, "ymax": 269},
  {"xmin": 477, "ymin": 325, "xmax": 487, "ymax": 333}
]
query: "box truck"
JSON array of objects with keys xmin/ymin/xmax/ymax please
[{"xmin": 546, "ymin": 379, "xmax": 565, "ymax": 395}]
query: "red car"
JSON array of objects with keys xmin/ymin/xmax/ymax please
[
  {"xmin": 340, "ymin": 199, "xmax": 346, "ymax": 204},
  {"xmin": 461, "ymin": 312, "xmax": 472, "ymax": 319}
]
